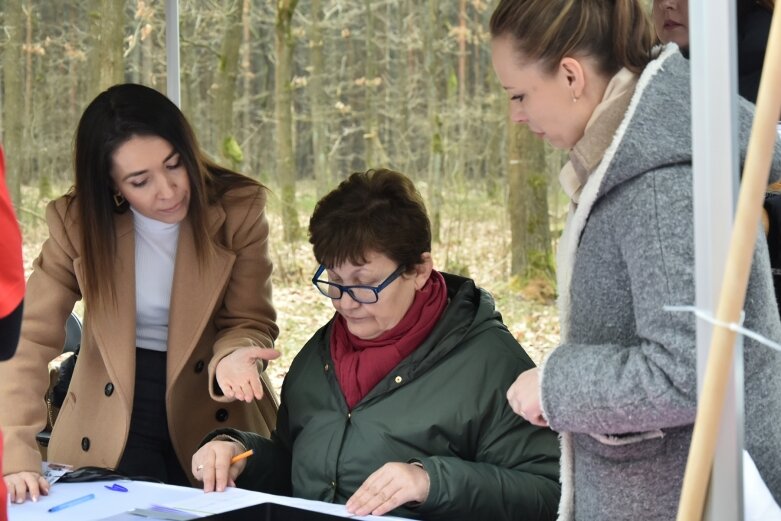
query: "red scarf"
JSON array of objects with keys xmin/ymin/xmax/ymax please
[{"xmin": 330, "ymin": 270, "xmax": 448, "ymax": 410}]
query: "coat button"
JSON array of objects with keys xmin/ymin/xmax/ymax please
[
  {"xmin": 194, "ymin": 360, "xmax": 205, "ymax": 373},
  {"xmin": 215, "ymin": 408, "xmax": 229, "ymax": 422},
  {"xmin": 324, "ymin": 363, "xmax": 329, "ymax": 371},
  {"xmin": 81, "ymin": 437, "xmax": 90, "ymax": 451},
  {"xmin": 104, "ymin": 383, "xmax": 114, "ymax": 396},
  {"xmin": 394, "ymin": 375, "xmax": 403, "ymax": 384}
]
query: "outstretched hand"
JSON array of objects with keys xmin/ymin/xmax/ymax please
[
  {"xmin": 215, "ymin": 345, "xmax": 280, "ymax": 402},
  {"xmin": 345, "ymin": 462, "xmax": 430, "ymax": 517}
]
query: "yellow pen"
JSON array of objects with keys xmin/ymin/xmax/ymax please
[{"xmin": 230, "ymin": 449, "xmax": 254, "ymax": 465}]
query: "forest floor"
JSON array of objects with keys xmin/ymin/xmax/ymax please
[{"xmin": 19, "ymin": 180, "xmax": 560, "ymax": 394}]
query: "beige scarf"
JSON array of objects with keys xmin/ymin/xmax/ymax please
[{"xmin": 559, "ymin": 68, "xmax": 639, "ymax": 207}]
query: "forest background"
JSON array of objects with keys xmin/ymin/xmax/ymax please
[{"xmin": 0, "ymin": 0, "xmax": 594, "ymax": 391}]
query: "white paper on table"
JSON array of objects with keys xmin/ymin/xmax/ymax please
[
  {"xmin": 164, "ymin": 487, "xmax": 412, "ymax": 520},
  {"xmin": 8, "ymin": 480, "xmax": 203, "ymax": 521}
]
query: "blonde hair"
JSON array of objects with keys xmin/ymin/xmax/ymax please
[{"xmin": 489, "ymin": 0, "xmax": 654, "ymax": 75}]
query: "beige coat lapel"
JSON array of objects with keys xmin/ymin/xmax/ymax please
[
  {"xmin": 77, "ymin": 211, "xmax": 138, "ymax": 402},
  {"xmin": 166, "ymin": 203, "xmax": 235, "ymax": 386}
]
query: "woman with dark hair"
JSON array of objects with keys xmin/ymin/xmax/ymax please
[
  {"xmin": 490, "ymin": 0, "xmax": 781, "ymax": 519},
  {"xmin": 0, "ymin": 83, "xmax": 280, "ymax": 503},
  {"xmin": 192, "ymin": 169, "xmax": 561, "ymax": 521}
]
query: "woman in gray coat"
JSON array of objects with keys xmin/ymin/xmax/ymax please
[{"xmin": 490, "ymin": 0, "xmax": 781, "ymax": 519}]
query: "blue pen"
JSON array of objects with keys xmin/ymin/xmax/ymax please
[{"xmin": 47, "ymin": 493, "xmax": 96, "ymax": 513}]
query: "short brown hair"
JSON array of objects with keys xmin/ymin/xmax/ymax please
[
  {"xmin": 309, "ymin": 169, "xmax": 430, "ymax": 270},
  {"xmin": 489, "ymin": 0, "xmax": 654, "ymax": 75}
]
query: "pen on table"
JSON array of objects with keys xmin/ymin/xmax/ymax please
[
  {"xmin": 47, "ymin": 493, "xmax": 96, "ymax": 513},
  {"xmin": 230, "ymin": 448, "xmax": 254, "ymax": 465}
]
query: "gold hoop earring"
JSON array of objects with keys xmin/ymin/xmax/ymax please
[{"xmin": 113, "ymin": 192, "xmax": 126, "ymax": 207}]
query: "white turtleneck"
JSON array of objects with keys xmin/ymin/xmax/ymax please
[{"xmin": 131, "ymin": 208, "xmax": 180, "ymax": 351}]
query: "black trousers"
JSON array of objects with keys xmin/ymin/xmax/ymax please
[{"xmin": 115, "ymin": 347, "xmax": 190, "ymax": 486}]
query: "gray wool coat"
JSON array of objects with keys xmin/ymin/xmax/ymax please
[{"xmin": 540, "ymin": 44, "xmax": 781, "ymax": 521}]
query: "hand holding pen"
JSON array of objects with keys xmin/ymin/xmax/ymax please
[{"xmin": 191, "ymin": 439, "xmax": 254, "ymax": 493}]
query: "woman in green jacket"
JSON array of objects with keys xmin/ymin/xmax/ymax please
[{"xmin": 193, "ymin": 169, "xmax": 561, "ymax": 520}]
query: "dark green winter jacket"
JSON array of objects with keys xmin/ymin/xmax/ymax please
[{"xmin": 206, "ymin": 273, "xmax": 560, "ymax": 520}]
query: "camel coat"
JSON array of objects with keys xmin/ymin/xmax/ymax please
[{"xmin": 0, "ymin": 184, "xmax": 278, "ymax": 483}]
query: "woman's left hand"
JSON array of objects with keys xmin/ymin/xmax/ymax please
[
  {"xmin": 345, "ymin": 462, "xmax": 430, "ymax": 517},
  {"xmin": 215, "ymin": 346, "xmax": 280, "ymax": 402},
  {"xmin": 507, "ymin": 367, "xmax": 549, "ymax": 427},
  {"xmin": 192, "ymin": 439, "xmax": 247, "ymax": 492}
]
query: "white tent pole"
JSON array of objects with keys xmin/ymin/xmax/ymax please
[
  {"xmin": 165, "ymin": 0, "xmax": 181, "ymax": 107},
  {"xmin": 687, "ymin": 0, "xmax": 743, "ymax": 519}
]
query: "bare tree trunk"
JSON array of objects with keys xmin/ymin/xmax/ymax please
[
  {"xmin": 88, "ymin": 0, "xmax": 126, "ymax": 100},
  {"xmin": 141, "ymin": 5, "xmax": 153, "ymax": 87},
  {"xmin": 68, "ymin": 4, "xmax": 80, "ymax": 142},
  {"xmin": 424, "ymin": 0, "xmax": 443, "ymax": 242},
  {"xmin": 239, "ymin": 0, "xmax": 252, "ymax": 175},
  {"xmin": 396, "ymin": 0, "xmax": 412, "ymax": 175},
  {"xmin": 213, "ymin": 0, "xmax": 243, "ymax": 168},
  {"xmin": 363, "ymin": 0, "xmax": 377, "ymax": 168},
  {"xmin": 3, "ymin": 0, "xmax": 25, "ymax": 205},
  {"xmin": 457, "ymin": 0, "xmax": 467, "ymax": 108},
  {"xmin": 382, "ymin": 0, "xmax": 393, "ymax": 164},
  {"xmin": 455, "ymin": 0, "xmax": 468, "ymax": 184},
  {"xmin": 180, "ymin": 6, "xmax": 195, "ymax": 126},
  {"xmin": 308, "ymin": 0, "xmax": 330, "ymax": 197},
  {"xmin": 275, "ymin": 0, "xmax": 301, "ymax": 242},
  {"xmin": 507, "ymin": 118, "xmax": 553, "ymax": 282},
  {"xmin": 485, "ymin": 91, "xmax": 505, "ymax": 200},
  {"xmin": 22, "ymin": 1, "xmax": 34, "ymax": 186},
  {"xmin": 25, "ymin": 2, "xmax": 53, "ymax": 194}
]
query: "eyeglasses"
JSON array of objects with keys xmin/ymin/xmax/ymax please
[{"xmin": 312, "ymin": 264, "xmax": 406, "ymax": 304}]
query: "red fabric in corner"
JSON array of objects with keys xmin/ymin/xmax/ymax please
[
  {"xmin": 0, "ymin": 146, "xmax": 25, "ymax": 318},
  {"xmin": 1, "ymin": 145, "xmax": 22, "ymax": 521}
]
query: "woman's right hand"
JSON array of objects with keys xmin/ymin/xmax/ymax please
[
  {"xmin": 192, "ymin": 439, "xmax": 247, "ymax": 493},
  {"xmin": 4, "ymin": 471, "xmax": 50, "ymax": 503},
  {"xmin": 215, "ymin": 346, "xmax": 280, "ymax": 402}
]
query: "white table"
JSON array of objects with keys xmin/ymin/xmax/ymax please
[{"xmin": 8, "ymin": 480, "xmax": 410, "ymax": 521}]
